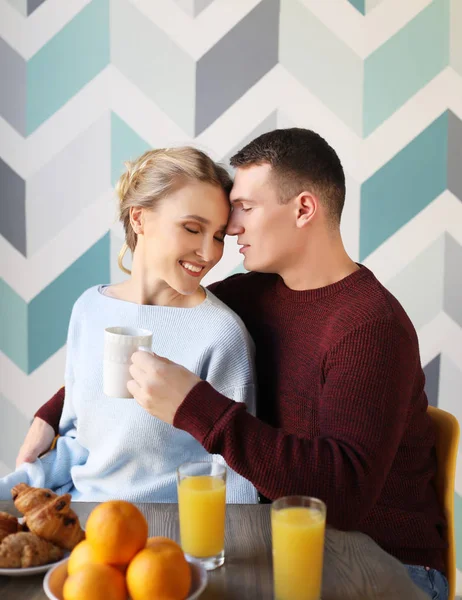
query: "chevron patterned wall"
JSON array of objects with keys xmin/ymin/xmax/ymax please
[{"xmin": 1, "ymin": 0, "xmax": 461, "ymax": 584}]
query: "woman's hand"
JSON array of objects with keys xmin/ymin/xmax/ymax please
[
  {"xmin": 128, "ymin": 351, "xmax": 200, "ymax": 425},
  {"xmin": 15, "ymin": 417, "xmax": 55, "ymax": 468}
]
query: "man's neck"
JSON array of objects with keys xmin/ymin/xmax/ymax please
[{"xmin": 279, "ymin": 230, "xmax": 359, "ymax": 291}]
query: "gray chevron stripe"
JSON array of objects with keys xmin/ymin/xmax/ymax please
[
  {"xmin": 448, "ymin": 111, "xmax": 462, "ymax": 201},
  {"xmin": 195, "ymin": 0, "xmax": 279, "ymax": 135},
  {"xmin": 0, "ymin": 157, "xmax": 26, "ymax": 256},
  {"xmin": 0, "ymin": 37, "xmax": 26, "ymax": 135}
]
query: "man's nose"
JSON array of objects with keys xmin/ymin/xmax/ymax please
[{"xmin": 226, "ymin": 212, "xmax": 244, "ymax": 236}]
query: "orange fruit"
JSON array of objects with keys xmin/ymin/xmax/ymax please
[
  {"xmin": 67, "ymin": 540, "xmax": 125, "ymax": 575},
  {"xmin": 85, "ymin": 501, "xmax": 148, "ymax": 566},
  {"xmin": 63, "ymin": 563, "xmax": 126, "ymax": 600},
  {"xmin": 68, "ymin": 540, "xmax": 106, "ymax": 575},
  {"xmin": 126, "ymin": 544, "xmax": 191, "ymax": 600},
  {"xmin": 146, "ymin": 536, "xmax": 183, "ymax": 552}
]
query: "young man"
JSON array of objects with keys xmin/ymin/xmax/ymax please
[{"xmin": 17, "ymin": 129, "xmax": 448, "ymax": 599}]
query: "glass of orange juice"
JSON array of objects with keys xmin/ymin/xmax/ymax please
[
  {"xmin": 272, "ymin": 496, "xmax": 326, "ymax": 600},
  {"xmin": 177, "ymin": 461, "xmax": 227, "ymax": 570}
]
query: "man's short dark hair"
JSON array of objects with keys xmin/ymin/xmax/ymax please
[{"xmin": 230, "ymin": 128, "xmax": 346, "ymax": 224}]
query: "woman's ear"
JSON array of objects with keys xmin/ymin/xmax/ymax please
[
  {"xmin": 129, "ymin": 206, "xmax": 144, "ymax": 235},
  {"xmin": 295, "ymin": 192, "xmax": 317, "ymax": 228}
]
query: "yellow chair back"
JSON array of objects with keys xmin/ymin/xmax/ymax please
[{"xmin": 427, "ymin": 405, "xmax": 460, "ymax": 600}]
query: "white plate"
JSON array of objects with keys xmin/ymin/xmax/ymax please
[
  {"xmin": 0, "ymin": 555, "xmax": 69, "ymax": 578},
  {"xmin": 0, "ymin": 517, "xmax": 69, "ymax": 577},
  {"xmin": 43, "ymin": 556, "xmax": 208, "ymax": 600}
]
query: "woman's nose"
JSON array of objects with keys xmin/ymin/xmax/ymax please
[{"xmin": 197, "ymin": 237, "xmax": 215, "ymax": 262}]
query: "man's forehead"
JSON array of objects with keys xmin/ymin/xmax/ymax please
[{"xmin": 230, "ymin": 163, "xmax": 273, "ymax": 200}]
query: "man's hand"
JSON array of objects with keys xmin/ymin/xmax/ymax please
[
  {"xmin": 16, "ymin": 417, "xmax": 55, "ymax": 468},
  {"xmin": 128, "ymin": 351, "xmax": 201, "ymax": 425}
]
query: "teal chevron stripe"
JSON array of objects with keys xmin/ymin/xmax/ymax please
[
  {"xmin": 0, "ymin": 235, "xmax": 110, "ymax": 373},
  {"xmin": 27, "ymin": 0, "xmax": 110, "ymax": 134},
  {"xmin": 111, "ymin": 112, "xmax": 150, "ymax": 186},
  {"xmin": 364, "ymin": 0, "xmax": 449, "ymax": 136},
  {"xmin": 28, "ymin": 233, "xmax": 110, "ymax": 373},
  {"xmin": 347, "ymin": 0, "xmax": 366, "ymax": 15},
  {"xmin": 0, "ymin": 279, "xmax": 28, "ymax": 372},
  {"xmin": 360, "ymin": 112, "xmax": 448, "ymax": 260}
]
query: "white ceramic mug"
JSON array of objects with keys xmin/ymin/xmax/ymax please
[{"xmin": 103, "ymin": 326, "xmax": 153, "ymax": 398}]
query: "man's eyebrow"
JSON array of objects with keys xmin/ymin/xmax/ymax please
[
  {"xmin": 181, "ymin": 214, "xmax": 227, "ymax": 230},
  {"xmin": 230, "ymin": 197, "xmax": 254, "ymax": 205}
]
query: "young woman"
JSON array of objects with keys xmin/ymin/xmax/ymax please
[{"xmin": 0, "ymin": 148, "xmax": 257, "ymax": 503}]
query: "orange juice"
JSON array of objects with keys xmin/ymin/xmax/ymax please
[
  {"xmin": 178, "ymin": 475, "xmax": 226, "ymax": 558},
  {"xmin": 272, "ymin": 506, "xmax": 326, "ymax": 600}
]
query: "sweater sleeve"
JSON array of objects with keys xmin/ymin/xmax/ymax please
[
  {"xmin": 35, "ymin": 387, "xmax": 65, "ymax": 435},
  {"xmin": 174, "ymin": 317, "xmax": 416, "ymax": 529}
]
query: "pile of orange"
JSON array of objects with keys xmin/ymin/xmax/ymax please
[{"xmin": 62, "ymin": 500, "xmax": 191, "ymax": 600}]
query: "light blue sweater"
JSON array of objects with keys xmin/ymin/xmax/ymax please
[{"xmin": 0, "ymin": 286, "xmax": 258, "ymax": 503}]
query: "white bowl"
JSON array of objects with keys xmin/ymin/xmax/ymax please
[{"xmin": 43, "ymin": 556, "xmax": 207, "ymax": 600}]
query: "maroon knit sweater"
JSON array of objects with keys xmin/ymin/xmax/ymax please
[{"xmin": 36, "ymin": 267, "xmax": 446, "ymax": 571}]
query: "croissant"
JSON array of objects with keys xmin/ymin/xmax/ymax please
[
  {"xmin": 0, "ymin": 512, "xmax": 20, "ymax": 543},
  {"xmin": 0, "ymin": 532, "xmax": 64, "ymax": 568},
  {"xmin": 11, "ymin": 483, "xmax": 57, "ymax": 513},
  {"xmin": 11, "ymin": 484, "xmax": 85, "ymax": 551}
]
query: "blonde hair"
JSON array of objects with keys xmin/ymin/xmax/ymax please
[{"xmin": 116, "ymin": 147, "xmax": 232, "ymax": 275}]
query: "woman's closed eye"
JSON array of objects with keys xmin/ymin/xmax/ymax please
[
  {"xmin": 184, "ymin": 225, "xmax": 224, "ymax": 243},
  {"xmin": 184, "ymin": 226, "xmax": 200, "ymax": 235}
]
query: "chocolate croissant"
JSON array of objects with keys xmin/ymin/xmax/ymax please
[
  {"xmin": 11, "ymin": 483, "xmax": 57, "ymax": 513},
  {"xmin": 0, "ymin": 531, "xmax": 64, "ymax": 568},
  {"xmin": 0, "ymin": 512, "xmax": 20, "ymax": 543},
  {"xmin": 11, "ymin": 484, "xmax": 85, "ymax": 551}
]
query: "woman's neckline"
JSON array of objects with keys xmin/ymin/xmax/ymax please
[{"xmin": 97, "ymin": 284, "xmax": 210, "ymax": 309}]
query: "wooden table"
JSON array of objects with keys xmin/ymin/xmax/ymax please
[{"xmin": 0, "ymin": 502, "xmax": 429, "ymax": 600}]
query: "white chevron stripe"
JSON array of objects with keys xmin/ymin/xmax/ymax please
[
  {"xmin": 364, "ymin": 192, "xmax": 462, "ymax": 283},
  {"xmin": 0, "ymin": 0, "xmax": 91, "ymax": 60},
  {"xmin": 133, "ymin": 0, "xmax": 263, "ymax": 60},
  {"xmin": 0, "ymin": 347, "xmax": 66, "ymax": 420},
  {"xmin": 298, "ymin": 0, "xmax": 432, "ymax": 59},
  {"xmin": 457, "ymin": 568, "xmax": 462, "ymax": 594},
  {"xmin": 2, "ymin": 65, "xmax": 461, "ymax": 185},
  {"xmin": 1, "ymin": 188, "xmax": 115, "ymax": 301},
  {"xmin": 418, "ymin": 313, "xmax": 462, "ymax": 373}
]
